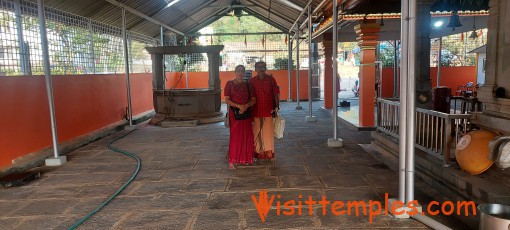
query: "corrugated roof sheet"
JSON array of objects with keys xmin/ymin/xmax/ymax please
[{"xmin": 38, "ymin": 0, "xmax": 326, "ymax": 38}]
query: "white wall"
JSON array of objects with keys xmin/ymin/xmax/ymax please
[{"xmin": 477, "ymin": 53, "xmax": 486, "ymax": 84}]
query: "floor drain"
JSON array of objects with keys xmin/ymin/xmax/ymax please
[{"xmin": 0, "ymin": 171, "xmax": 41, "ymax": 187}]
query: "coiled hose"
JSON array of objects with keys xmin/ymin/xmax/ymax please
[{"xmin": 68, "ymin": 129, "xmax": 141, "ymax": 230}]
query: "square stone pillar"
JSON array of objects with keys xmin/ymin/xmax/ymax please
[
  {"xmin": 207, "ymin": 52, "xmax": 221, "ymax": 90},
  {"xmin": 478, "ymin": 0, "xmax": 510, "ymax": 119},
  {"xmin": 151, "ymin": 53, "xmax": 165, "ymax": 110},
  {"xmin": 207, "ymin": 52, "xmax": 222, "ymax": 112},
  {"xmin": 322, "ymin": 32, "xmax": 334, "ymax": 109},
  {"xmin": 415, "ymin": 0, "xmax": 433, "ymax": 108},
  {"xmin": 355, "ymin": 21, "xmax": 380, "ymax": 127},
  {"xmin": 151, "ymin": 53, "xmax": 165, "ymax": 90}
]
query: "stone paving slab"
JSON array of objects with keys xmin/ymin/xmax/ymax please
[
  {"xmin": 192, "ymin": 209, "xmax": 241, "ymax": 230},
  {"xmin": 0, "ymin": 102, "xmax": 473, "ymax": 229},
  {"xmin": 115, "ymin": 210, "xmax": 192, "ymax": 229}
]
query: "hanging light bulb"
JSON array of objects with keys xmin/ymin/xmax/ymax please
[
  {"xmin": 469, "ymin": 16, "xmax": 478, "ymax": 39},
  {"xmin": 469, "ymin": 30, "xmax": 478, "ymax": 39},
  {"xmin": 446, "ymin": 10, "xmax": 462, "ymax": 31}
]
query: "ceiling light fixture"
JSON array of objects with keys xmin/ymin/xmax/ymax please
[
  {"xmin": 166, "ymin": 0, "xmax": 180, "ymax": 8},
  {"xmin": 278, "ymin": 0, "xmax": 304, "ymax": 11},
  {"xmin": 434, "ymin": 20, "xmax": 443, "ymax": 28}
]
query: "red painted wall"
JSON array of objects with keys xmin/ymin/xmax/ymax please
[
  {"xmin": 380, "ymin": 66, "xmax": 476, "ymax": 98},
  {"xmin": 430, "ymin": 66, "xmax": 477, "ymax": 92},
  {"xmin": 0, "ymin": 74, "xmax": 153, "ymax": 169}
]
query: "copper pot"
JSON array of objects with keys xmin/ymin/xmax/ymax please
[{"xmin": 455, "ymin": 130, "xmax": 497, "ymax": 175}]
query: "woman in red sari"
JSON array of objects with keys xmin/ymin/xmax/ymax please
[{"xmin": 224, "ymin": 65, "xmax": 256, "ymax": 169}]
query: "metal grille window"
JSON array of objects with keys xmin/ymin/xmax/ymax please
[
  {"xmin": 378, "ymin": 41, "xmax": 398, "ymax": 68},
  {"xmin": 430, "ymin": 30, "xmax": 487, "ymax": 67},
  {"xmin": 130, "ymin": 32, "xmax": 157, "ymax": 73},
  {"xmin": 0, "ymin": 0, "xmax": 160, "ymax": 76},
  {"xmin": 92, "ymin": 22, "xmax": 124, "ymax": 74},
  {"xmin": 162, "ymin": 33, "xmax": 301, "ymax": 72}
]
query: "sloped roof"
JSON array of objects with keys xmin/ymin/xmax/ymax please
[
  {"xmin": 469, "ymin": 44, "xmax": 486, "ymax": 54},
  {"xmin": 41, "ymin": 0, "xmax": 325, "ymax": 38}
]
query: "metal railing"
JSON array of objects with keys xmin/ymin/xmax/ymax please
[{"xmin": 377, "ymin": 98, "xmax": 472, "ymax": 166}]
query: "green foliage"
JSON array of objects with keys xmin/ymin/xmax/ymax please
[
  {"xmin": 379, "ymin": 48, "xmax": 395, "ymax": 67},
  {"xmin": 274, "ymin": 58, "xmax": 295, "ymax": 70},
  {"xmin": 205, "ymin": 14, "xmax": 281, "ymax": 42}
]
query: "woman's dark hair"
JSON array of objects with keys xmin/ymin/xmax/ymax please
[{"xmin": 235, "ymin": 65, "xmax": 245, "ymax": 72}]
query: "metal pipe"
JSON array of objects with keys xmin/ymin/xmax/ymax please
[
  {"xmin": 184, "ymin": 37, "xmax": 189, "ymax": 88},
  {"xmin": 299, "ymin": 20, "xmax": 306, "ymax": 31},
  {"xmin": 122, "ymin": 8, "xmax": 133, "ymax": 126},
  {"xmin": 197, "ymin": 32, "xmax": 284, "ymax": 36},
  {"xmin": 398, "ymin": 0, "xmax": 409, "ymax": 203},
  {"xmin": 278, "ymin": 0, "xmax": 304, "ymax": 11},
  {"xmin": 412, "ymin": 213, "xmax": 452, "ymax": 230},
  {"xmin": 393, "ymin": 40, "xmax": 398, "ymax": 98},
  {"xmin": 88, "ymin": 18, "xmax": 95, "ymax": 74},
  {"xmin": 14, "ymin": 0, "xmax": 28, "ymax": 75},
  {"xmin": 332, "ymin": 0, "xmax": 338, "ymax": 139},
  {"xmin": 128, "ymin": 32, "xmax": 133, "ymax": 73},
  {"xmin": 38, "ymin": 0, "xmax": 60, "ymax": 159},
  {"xmin": 160, "ymin": 26, "xmax": 164, "ymax": 46},
  {"xmin": 160, "ymin": 26, "xmax": 166, "ymax": 87},
  {"xmin": 288, "ymin": 36, "xmax": 293, "ymax": 101},
  {"xmin": 308, "ymin": 5, "xmax": 313, "ymax": 117},
  {"xmin": 105, "ymin": 0, "xmax": 184, "ymax": 35},
  {"xmin": 296, "ymin": 29, "xmax": 301, "ymax": 108},
  {"xmin": 288, "ymin": 0, "xmax": 314, "ymax": 34},
  {"xmin": 312, "ymin": 0, "xmax": 328, "ymax": 15},
  {"xmin": 264, "ymin": 33, "xmax": 267, "ymax": 63},
  {"xmin": 293, "ymin": 0, "xmax": 328, "ymax": 33},
  {"xmin": 406, "ymin": 0, "xmax": 417, "ymax": 203},
  {"xmin": 437, "ymin": 37, "xmax": 442, "ymax": 86}
]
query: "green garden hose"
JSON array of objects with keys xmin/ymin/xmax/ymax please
[{"xmin": 68, "ymin": 129, "xmax": 141, "ymax": 230}]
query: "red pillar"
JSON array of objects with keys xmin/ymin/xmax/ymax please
[
  {"xmin": 322, "ymin": 33, "xmax": 333, "ymax": 109},
  {"xmin": 354, "ymin": 21, "xmax": 380, "ymax": 127}
]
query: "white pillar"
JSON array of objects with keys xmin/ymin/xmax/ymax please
[
  {"xmin": 296, "ymin": 29, "xmax": 302, "ymax": 110},
  {"xmin": 122, "ymin": 8, "xmax": 135, "ymax": 130},
  {"xmin": 38, "ymin": 0, "xmax": 66, "ymax": 166},
  {"xmin": 327, "ymin": 0, "xmax": 343, "ymax": 147}
]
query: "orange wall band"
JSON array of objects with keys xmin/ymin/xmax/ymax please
[
  {"xmin": 165, "ymin": 70, "xmax": 310, "ymax": 101},
  {"xmin": 0, "ymin": 74, "xmax": 153, "ymax": 169},
  {"xmin": 379, "ymin": 66, "xmax": 476, "ymax": 98},
  {"xmin": 0, "ymin": 67, "xmax": 473, "ymax": 169}
]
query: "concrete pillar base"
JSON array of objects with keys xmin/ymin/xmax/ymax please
[
  {"xmin": 295, "ymin": 106, "xmax": 303, "ymax": 110},
  {"xmin": 388, "ymin": 198, "xmax": 423, "ymax": 219},
  {"xmin": 305, "ymin": 116, "xmax": 317, "ymax": 122},
  {"xmin": 287, "ymin": 99, "xmax": 293, "ymax": 102},
  {"xmin": 124, "ymin": 125, "xmax": 137, "ymax": 130},
  {"xmin": 45, "ymin": 156, "xmax": 67, "ymax": 166},
  {"xmin": 327, "ymin": 138, "xmax": 343, "ymax": 147}
]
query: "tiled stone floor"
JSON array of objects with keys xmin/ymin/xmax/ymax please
[{"xmin": 0, "ymin": 102, "xmax": 471, "ymax": 229}]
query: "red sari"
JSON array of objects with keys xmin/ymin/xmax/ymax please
[{"xmin": 224, "ymin": 80, "xmax": 254, "ymax": 164}]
